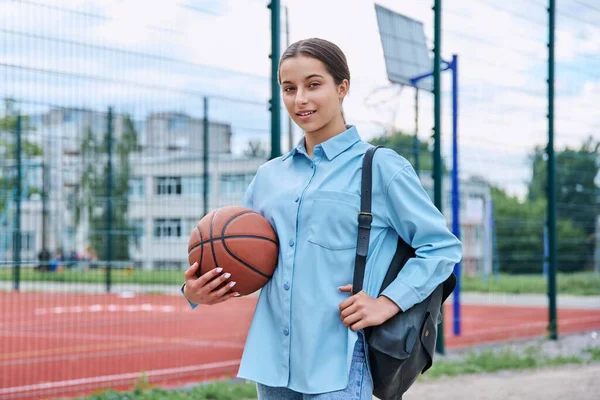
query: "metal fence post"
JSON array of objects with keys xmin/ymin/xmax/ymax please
[
  {"xmin": 13, "ymin": 114, "xmax": 22, "ymax": 291},
  {"xmin": 269, "ymin": 0, "xmax": 281, "ymax": 159},
  {"xmin": 203, "ymin": 97, "xmax": 209, "ymax": 217},
  {"xmin": 105, "ymin": 107, "xmax": 113, "ymax": 293},
  {"xmin": 433, "ymin": 0, "xmax": 445, "ymax": 355},
  {"xmin": 414, "ymin": 89, "xmax": 420, "ymax": 176},
  {"xmin": 547, "ymin": 0, "xmax": 558, "ymax": 341}
]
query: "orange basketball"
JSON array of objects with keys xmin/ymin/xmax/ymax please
[{"xmin": 187, "ymin": 206, "xmax": 279, "ymax": 296}]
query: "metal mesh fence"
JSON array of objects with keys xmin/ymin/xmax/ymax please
[{"xmin": 0, "ymin": 0, "xmax": 598, "ymax": 398}]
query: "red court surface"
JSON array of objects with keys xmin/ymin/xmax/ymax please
[{"xmin": 1, "ymin": 291, "xmax": 599, "ymax": 400}]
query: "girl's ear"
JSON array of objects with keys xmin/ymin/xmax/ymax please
[{"xmin": 338, "ymin": 79, "xmax": 349, "ymax": 100}]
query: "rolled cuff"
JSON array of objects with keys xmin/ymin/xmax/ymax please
[
  {"xmin": 380, "ymin": 279, "xmax": 422, "ymax": 313},
  {"xmin": 181, "ymin": 283, "xmax": 198, "ymax": 309}
]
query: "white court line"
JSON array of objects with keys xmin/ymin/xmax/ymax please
[
  {"xmin": 0, "ymin": 360, "xmax": 241, "ymax": 395},
  {"xmin": 0, "ymin": 311, "xmax": 216, "ymax": 331},
  {"xmin": 457, "ymin": 315, "xmax": 600, "ymax": 336},
  {"xmin": 33, "ymin": 304, "xmax": 179, "ymax": 315},
  {"xmin": 0, "ymin": 341, "xmax": 244, "ymax": 368},
  {"xmin": 0, "ymin": 330, "xmax": 245, "ymax": 367},
  {"xmin": 0, "ymin": 329, "xmax": 245, "ymax": 345}
]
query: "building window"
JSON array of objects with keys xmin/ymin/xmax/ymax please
[
  {"xmin": 472, "ymin": 225, "xmax": 482, "ymax": 243},
  {"xmin": 4, "ymin": 232, "xmax": 35, "ymax": 252},
  {"xmin": 153, "ymin": 218, "xmax": 182, "ymax": 238},
  {"xmin": 167, "ymin": 115, "xmax": 188, "ymax": 131},
  {"xmin": 128, "ymin": 178, "xmax": 145, "ymax": 198},
  {"xmin": 182, "ymin": 176, "xmax": 208, "ymax": 196},
  {"xmin": 65, "ymin": 228, "xmax": 75, "ymax": 248},
  {"xmin": 220, "ymin": 173, "xmax": 254, "ymax": 196},
  {"xmin": 130, "ymin": 219, "xmax": 144, "ymax": 247},
  {"xmin": 185, "ymin": 218, "xmax": 199, "ymax": 235},
  {"xmin": 21, "ymin": 232, "xmax": 35, "ymax": 251},
  {"xmin": 155, "ymin": 177, "xmax": 182, "ymax": 195}
]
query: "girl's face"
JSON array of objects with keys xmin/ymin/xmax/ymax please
[{"xmin": 279, "ymin": 55, "xmax": 348, "ymax": 135}]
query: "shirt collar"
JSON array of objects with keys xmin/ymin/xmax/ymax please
[{"xmin": 281, "ymin": 125, "xmax": 361, "ymax": 162}]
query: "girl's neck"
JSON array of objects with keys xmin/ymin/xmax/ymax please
[{"xmin": 304, "ymin": 118, "xmax": 347, "ymax": 158}]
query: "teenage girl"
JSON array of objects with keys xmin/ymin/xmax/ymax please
[{"xmin": 183, "ymin": 37, "xmax": 462, "ymax": 399}]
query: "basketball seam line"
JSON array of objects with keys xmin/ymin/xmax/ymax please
[
  {"xmin": 191, "ymin": 209, "xmax": 277, "ymax": 280},
  {"xmin": 196, "ymin": 226, "xmax": 204, "ymax": 272},
  {"xmin": 220, "ymin": 210, "xmax": 256, "ymax": 232},
  {"xmin": 220, "ymin": 211, "xmax": 278, "ymax": 245},
  {"xmin": 187, "ymin": 209, "xmax": 261, "ymax": 253},
  {"xmin": 220, "ymin": 210, "xmax": 274, "ymax": 280},
  {"xmin": 221, "ymin": 240, "xmax": 272, "ymax": 279},
  {"xmin": 209, "ymin": 210, "xmax": 220, "ymax": 274},
  {"xmin": 188, "ymin": 235, "xmax": 278, "ymax": 253}
]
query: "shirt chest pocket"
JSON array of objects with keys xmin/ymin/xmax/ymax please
[{"xmin": 307, "ymin": 190, "xmax": 360, "ymax": 250}]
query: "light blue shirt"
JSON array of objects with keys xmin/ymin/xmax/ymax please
[{"xmin": 185, "ymin": 125, "xmax": 462, "ymax": 394}]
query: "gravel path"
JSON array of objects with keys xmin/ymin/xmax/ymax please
[
  {"xmin": 376, "ymin": 330, "xmax": 600, "ymax": 400},
  {"xmin": 401, "ymin": 364, "xmax": 599, "ymax": 400}
]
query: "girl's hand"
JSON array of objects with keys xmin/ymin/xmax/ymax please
[
  {"xmin": 338, "ymin": 284, "xmax": 402, "ymax": 331},
  {"xmin": 184, "ymin": 262, "xmax": 240, "ymax": 305}
]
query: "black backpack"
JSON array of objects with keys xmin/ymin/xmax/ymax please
[{"xmin": 352, "ymin": 146, "xmax": 456, "ymax": 400}]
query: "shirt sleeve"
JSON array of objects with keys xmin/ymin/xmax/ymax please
[{"xmin": 380, "ymin": 163, "xmax": 463, "ymax": 312}]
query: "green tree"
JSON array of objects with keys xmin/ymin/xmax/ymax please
[
  {"xmin": 527, "ymin": 137, "xmax": 599, "ymax": 268},
  {"xmin": 492, "ymin": 187, "xmax": 544, "ymax": 274},
  {"xmin": 492, "ymin": 186, "xmax": 590, "ymax": 274},
  {"xmin": 75, "ymin": 115, "xmax": 138, "ymax": 262},
  {"xmin": 369, "ymin": 130, "xmax": 445, "ymax": 172},
  {"xmin": 244, "ymin": 139, "xmax": 268, "ymax": 159},
  {"xmin": 0, "ymin": 112, "xmax": 43, "ymax": 218}
]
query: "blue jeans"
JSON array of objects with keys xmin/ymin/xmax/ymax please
[{"xmin": 256, "ymin": 336, "xmax": 373, "ymax": 400}]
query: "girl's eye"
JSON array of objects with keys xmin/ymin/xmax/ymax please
[
  {"xmin": 284, "ymin": 87, "xmax": 295, "ymax": 92},
  {"xmin": 309, "ymin": 82, "xmax": 320, "ymax": 88}
]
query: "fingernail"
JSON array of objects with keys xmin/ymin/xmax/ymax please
[
  {"xmin": 229, "ymin": 281, "xmax": 236, "ymax": 287},
  {"xmin": 193, "ymin": 262, "xmax": 198, "ymax": 267},
  {"xmin": 233, "ymin": 292, "xmax": 241, "ymax": 297},
  {"xmin": 224, "ymin": 273, "xmax": 231, "ymax": 279},
  {"xmin": 216, "ymin": 268, "xmax": 223, "ymax": 273}
]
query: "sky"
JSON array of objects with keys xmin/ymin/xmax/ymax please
[{"xmin": 1, "ymin": 0, "xmax": 599, "ymax": 199}]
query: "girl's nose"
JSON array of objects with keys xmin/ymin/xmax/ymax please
[{"xmin": 295, "ymin": 90, "xmax": 308, "ymax": 106}]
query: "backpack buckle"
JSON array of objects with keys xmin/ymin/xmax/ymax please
[{"xmin": 358, "ymin": 212, "xmax": 373, "ymax": 230}]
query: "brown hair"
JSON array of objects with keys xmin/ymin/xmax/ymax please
[{"xmin": 278, "ymin": 38, "xmax": 350, "ymax": 121}]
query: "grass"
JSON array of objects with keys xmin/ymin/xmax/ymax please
[
  {"xmin": 461, "ymin": 272, "xmax": 600, "ymax": 296},
  {"xmin": 73, "ymin": 378, "xmax": 258, "ymax": 400},
  {"xmin": 72, "ymin": 345, "xmax": 600, "ymax": 400},
  {"xmin": 586, "ymin": 346, "xmax": 600, "ymax": 362},
  {"xmin": 0, "ymin": 267, "xmax": 183, "ymax": 285},
  {"xmin": 424, "ymin": 346, "xmax": 588, "ymax": 379},
  {"xmin": 2, "ymin": 268, "xmax": 599, "ymax": 296}
]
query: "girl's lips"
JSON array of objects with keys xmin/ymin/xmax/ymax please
[{"xmin": 296, "ymin": 110, "xmax": 316, "ymax": 121}]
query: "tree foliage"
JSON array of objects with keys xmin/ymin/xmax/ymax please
[
  {"xmin": 0, "ymin": 112, "xmax": 43, "ymax": 219},
  {"xmin": 493, "ymin": 137, "xmax": 598, "ymax": 274},
  {"xmin": 75, "ymin": 116, "xmax": 138, "ymax": 262},
  {"xmin": 369, "ymin": 130, "xmax": 445, "ymax": 173}
]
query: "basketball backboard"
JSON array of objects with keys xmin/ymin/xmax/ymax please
[{"xmin": 374, "ymin": 4, "xmax": 433, "ymax": 92}]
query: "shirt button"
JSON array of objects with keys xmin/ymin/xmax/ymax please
[
  {"xmin": 283, "ymin": 328, "xmax": 290, "ymax": 336},
  {"xmin": 284, "ymin": 282, "xmax": 290, "ymax": 291},
  {"xmin": 289, "ymin": 239, "xmax": 295, "ymax": 247}
]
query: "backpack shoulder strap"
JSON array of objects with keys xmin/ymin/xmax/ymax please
[{"xmin": 352, "ymin": 145, "xmax": 383, "ymax": 295}]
